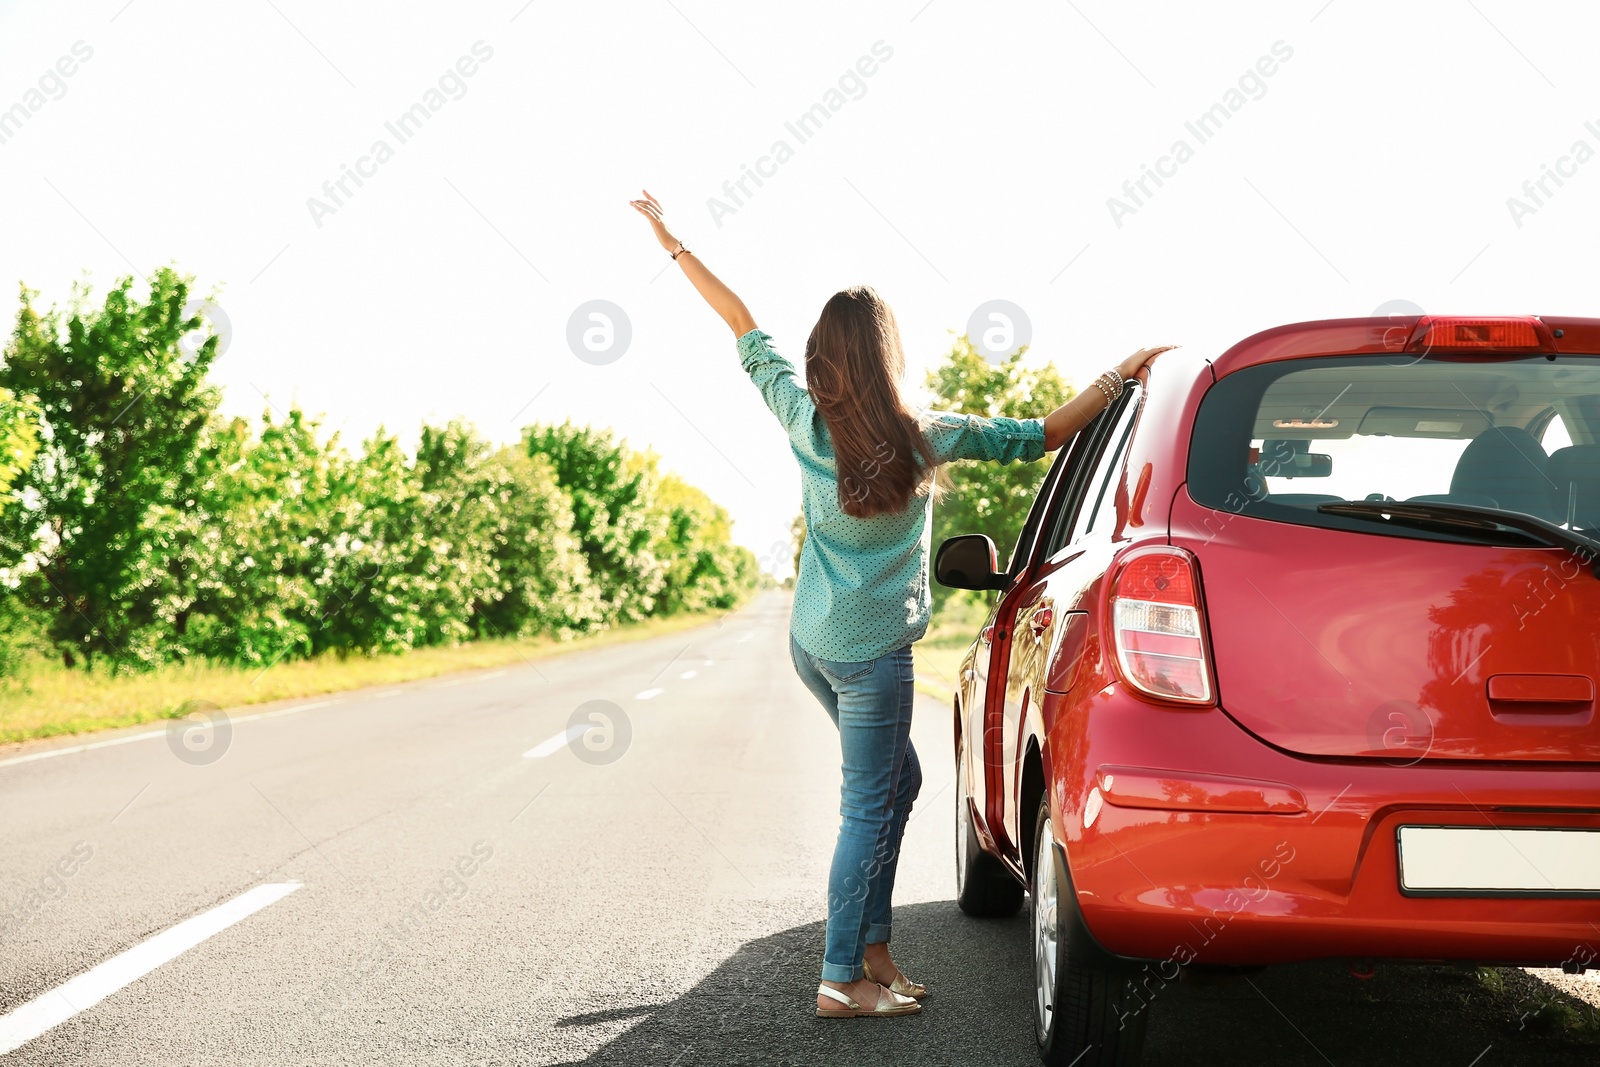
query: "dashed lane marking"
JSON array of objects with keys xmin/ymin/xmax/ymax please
[
  {"xmin": 0, "ymin": 881, "xmax": 302, "ymax": 1055},
  {"xmin": 523, "ymin": 725, "xmax": 587, "ymax": 759}
]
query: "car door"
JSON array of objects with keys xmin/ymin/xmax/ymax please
[
  {"xmin": 961, "ymin": 447, "xmax": 1067, "ymax": 853},
  {"xmin": 987, "ymin": 386, "xmax": 1144, "ymax": 855}
]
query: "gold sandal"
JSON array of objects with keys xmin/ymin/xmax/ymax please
[
  {"xmin": 863, "ymin": 959, "xmax": 928, "ymax": 1000},
  {"xmin": 815, "ymin": 982, "xmax": 922, "ymax": 1018}
]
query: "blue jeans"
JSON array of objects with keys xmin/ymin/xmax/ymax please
[{"xmin": 790, "ymin": 634, "xmax": 922, "ymax": 984}]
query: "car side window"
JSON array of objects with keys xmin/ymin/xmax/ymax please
[
  {"xmin": 1077, "ymin": 400, "xmax": 1140, "ymax": 541},
  {"xmin": 1004, "ymin": 448, "xmax": 1069, "ymax": 574},
  {"xmin": 1542, "ymin": 409, "xmax": 1574, "ymax": 451},
  {"xmin": 1041, "ymin": 387, "xmax": 1141, "ymax": 558}
]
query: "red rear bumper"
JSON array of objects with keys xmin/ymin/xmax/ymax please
[{"xmin": 1050, "ymin": 687, "xmax": 1600, "ymax": 968}]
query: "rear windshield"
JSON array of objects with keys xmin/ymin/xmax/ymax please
[{"xmin": 1188, "ymin": 355, "xmax": 1600, "ymax": 540}]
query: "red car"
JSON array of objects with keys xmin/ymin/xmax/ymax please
[{"xmin": 937, "ymin": 315, "xmax": 1600, "ymax": 1066}]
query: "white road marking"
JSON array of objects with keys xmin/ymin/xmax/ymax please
[
  {"xmin": 423, "ymin": 665, "xmax": 517, "ymax": 687},
  {"xmin": 635, "ymin": 688, "xmax": 665, "ymax": 700},
  {"xmin": 523, "ymin": 725, "xmax": 586, "ymax": 759},
  {"xmin": 235, "ymin": 699, "xmax": 341, "ymax": 723},
  {"xmin": 737, "ymin": 632, "xmax": 754, "ymax": 644},
  {"xmin": 0, "ymin": 881, "xmax": 302, "ymax": 1055},
  {"xmin": 0, "ymin": 729, "xmax": 167, "ymax": 769},
  {"xmin": 678, "ymin": 670, "xmax": 698, "ymax": 680}
]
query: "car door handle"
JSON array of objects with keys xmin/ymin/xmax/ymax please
[
  {"xmin": 1486, "ymin": 674, "xmax": 1594, "ymax": 721},
  {"xmin": 1487, "ymin": 674, "xmax": 1593, "ymax": 703}
]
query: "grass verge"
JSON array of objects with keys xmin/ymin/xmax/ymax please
[
  {"xmin": 1478, "ymin": 966, "xmax": 1600, "ymax": 1040},
  {"xmin": 0, "ymin": 604, "xmax": 744, "ymax": 746},
  {"xmin": 914, "ymin": 593, "xmax": 989, "ymax": 705},
  {"xmin": 915, "ymin": 634, "xmax": 968, "ymax": 705}
]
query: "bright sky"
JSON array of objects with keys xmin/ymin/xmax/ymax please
[{"xmin": 3, "ymin": 1, "xmax": 1599, "ymax": 574}]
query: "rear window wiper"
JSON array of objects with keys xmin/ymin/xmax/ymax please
[{"xmin": 1317, "ymin": 500, "xmax": 1600, "ymax": 578}]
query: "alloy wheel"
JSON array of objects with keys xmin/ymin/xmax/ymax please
[{"xmin": 1033, "ymin": 813, "xmax": 1059, "ymax": 1042}]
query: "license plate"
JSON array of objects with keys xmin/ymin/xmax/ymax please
[{"xmin": 1397, "ymin": 825, "xmax": 1600, "ymax": 895}]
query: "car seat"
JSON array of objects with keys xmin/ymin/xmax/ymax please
[
  {"xmin": 1427, "ymin": 426, "xmax": 1560, "ymax": 521},
  {"xmin": 1547, "ymin": 444, "xmax": 1600, "ymax": 529}
]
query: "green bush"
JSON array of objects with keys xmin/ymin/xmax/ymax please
[{"xmin": 0, "ymin": 272, "xmax": 758, "ymax": 676}]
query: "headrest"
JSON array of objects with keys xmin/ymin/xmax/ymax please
[
  {"xmin": 1449, "ymin": 427, "xmax": 1558, "ymax": 521},
  {"xmin": 1548, "ymin": 444, "xmax": 1600, "ymax": 528}
]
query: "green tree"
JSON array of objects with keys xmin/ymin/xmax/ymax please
[
  {"xmin": 652, "ymin": 472, "xmax": 756, "ymax": 613},
  {"xmin": 0, "ymin": 388, "xmax": 42, "ymax": 675},
  {"xmin": 179, "ymin": 414, "xmax": 605, "ymax": 664},
  {"xmin": 406, "ymin": 420, "xmax": 508, "ymax": 648},
  {"xmin": 1, "ymin": 265, "xmax": 761, "ymax": 675},
  {"xmin": 524, "ymin": 422, "xmax": 668, "ymax": 623},
  {"xmin": 475, "ymin": 447, "xmax": 603, "ymax": 638},
  {"xmin": 0, "ymin": 387, "xmax": 39, "ymax": 510},
  {"xmin": 0, "ymin": 270, "xmax": 224, "ymax": 668},
  {"xmin": 925, "ymin": 335, "xmax": 1071, "ymax": 611},
  {"xmin": 173, "ymin": 408, "xmax": 353, "ymax": 665},
  {"xmin": 414, "ymin": 421, "xmax": 603, "ymax": 645},
  {"xmin": 312, "ymin": 427, "xmax": 435, "ymax": 655}
]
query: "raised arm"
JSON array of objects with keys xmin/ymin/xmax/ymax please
[
  {"xmin": 630, "ymin": 190, "xmax": 756, "ymax": 337},
  {"xmin": 1042, "ymin": 346, "xmax": 1178, "ymax": 450}
]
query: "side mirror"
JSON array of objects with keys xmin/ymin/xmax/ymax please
[{"xmin": 935, "ymin": 534, "xmax": 1008, "ymax": 591}]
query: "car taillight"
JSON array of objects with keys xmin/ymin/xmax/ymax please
[{"xmin": 1108, "ymin": 548, "xmax": 1213, "ymax": 704}]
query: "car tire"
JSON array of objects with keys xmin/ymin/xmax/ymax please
[
  {"xmin": 1031, "ymin": 795, "xmax": 1149, "ymax": 1067},
  {"xmin": 954, "ymin": 732, "xmax": 1024, "ymax": 918}
]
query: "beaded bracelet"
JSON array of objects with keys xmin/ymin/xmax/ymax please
[{"xmin": 1092, "ymin": 371, "xmax": 1123, "ymax": 405}]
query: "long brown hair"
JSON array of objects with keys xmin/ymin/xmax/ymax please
[{"xmin": 804, "ymin": 286, "xmax": 938, "ymax": 518}]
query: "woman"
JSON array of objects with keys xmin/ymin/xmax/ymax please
[{"xmin": 630, "ymin": 190, "xmax": 1171, "ymax": 1019}]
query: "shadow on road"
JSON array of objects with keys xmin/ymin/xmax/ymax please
[{"xmin": 552, "ymin": 900, "xmax": 1600, "ymax": 1066}]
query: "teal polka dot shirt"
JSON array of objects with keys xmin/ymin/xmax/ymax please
[{"xmin": 739, "ymin": 328, "xmax": 1047, "ymax": 663}]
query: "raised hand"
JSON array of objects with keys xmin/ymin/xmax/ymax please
[
  {"xmin": 630, "ymin": 187, "xmax": 756, "ymax": 336},
  {"xmin": 629, "ymin": 190, "xmax": 682, "ymax": 255}
]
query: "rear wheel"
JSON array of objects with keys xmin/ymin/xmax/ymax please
[
  {"xmin": 954, "ymin": 732, "xmax": 1024, "ymax": 917},
  {"xmin": 1032, "ymin": 796, "xmax": 1148, "ymax": 1066}
]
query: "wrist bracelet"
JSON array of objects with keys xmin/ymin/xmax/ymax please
[
  {"xmin": 1091, "ymin": 372, "xmax": 1120, "ymax": 405},
  {"xmin": 670, "ymin": 242, "xmax": 691, "ymax": 260}
]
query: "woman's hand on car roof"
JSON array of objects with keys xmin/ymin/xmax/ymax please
[{"xmin": 1118, "ymin": 345, "xmax": 1179, "ymax": 382}]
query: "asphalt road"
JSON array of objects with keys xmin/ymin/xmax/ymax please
[{"xmin": 2, "ymin": 589, "xmax": 1598, "ymax": 1065}]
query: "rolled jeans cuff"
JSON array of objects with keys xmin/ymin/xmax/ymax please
[
  {"xmin": 820, "ymin": 959, "xmax": 864, "ymax": 983},
  {"xmin": 865, "ymin": 922, "xmax": 892, "ymax": 945}
]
